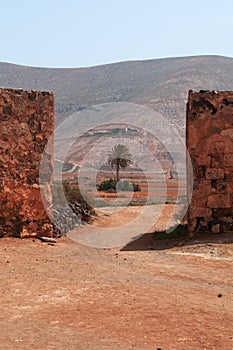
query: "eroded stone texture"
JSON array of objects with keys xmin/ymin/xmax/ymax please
[
  {"xmin": 187, "ymin": 90, "xmax": 233, "ymax": 236},
  {"xmin": 0, "ymin": 87, "xmax": 54, "ymax": 238}
]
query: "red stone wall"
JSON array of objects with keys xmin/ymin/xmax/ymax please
[
  {"xmin": 0, "ymin": 88, "xmax": 54, "ymax": 238},
  {"xmin": 186, "ymin": 90, "xmax": 233, "ymax": 236}
]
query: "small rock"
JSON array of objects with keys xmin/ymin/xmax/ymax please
[
  {"xmin": 211, "ymin": 224, "xmax": 221, "ymax": 234},
  {"xmin": 39, "ymin": 237, "xmax": 57, "ymax": 243},
  {"xmin": 31, "ymin": 183, "xmax": 40, "ymax": 189},
  {"xmin": 218, "ymin": 293, "xmax": 223, "ymax": 298}
]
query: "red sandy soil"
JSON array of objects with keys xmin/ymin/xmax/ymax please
[{"xmin": 1, "ymin": 206, "xmax": 233, "ymax": 350}]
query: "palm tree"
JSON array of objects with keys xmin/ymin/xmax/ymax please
[{"xmin": 108, "ymin": 144, "xmax": 132, "ymax": 181}]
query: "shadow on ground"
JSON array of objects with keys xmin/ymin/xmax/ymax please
[{"xmin": 120, "ymin": 231, "xmax": 233, "ymax": 251}]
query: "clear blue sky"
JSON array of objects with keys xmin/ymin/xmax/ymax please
[{"xmin": 1, "ymin": 0, "xmax": 233, "ymax": 68}]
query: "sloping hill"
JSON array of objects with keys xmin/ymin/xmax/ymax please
[{"xmin": 1, "ymin": 55, "xmax": 233, "ymax": 131}]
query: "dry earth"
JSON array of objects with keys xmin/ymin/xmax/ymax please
[{"xmin": 0, "ymin": 205, "xmax": 233, "ymax": 350}]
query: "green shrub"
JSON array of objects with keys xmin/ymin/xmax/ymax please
[
  {"xmin": 97, "ymin": 178, "xmax": 117, "ymax": 191},
  {"xmin": 97, "ymin": 178, "xmax": 140, "ymax": 192}
]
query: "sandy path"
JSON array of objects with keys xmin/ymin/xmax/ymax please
[{"xmin": 68, "ymin": 204, "xmax": 181, "ymax": 248}]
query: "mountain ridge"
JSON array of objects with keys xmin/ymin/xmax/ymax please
[
  {"xmin": 1, "ymin": 54, "xmax": 232, "ymax": 69},
  {"xmin": 1, "ymin": 55, "xmax": 233, "ymax": 130}
]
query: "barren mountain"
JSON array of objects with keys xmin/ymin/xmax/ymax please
[{"xmin": 1, "ymin": 55, "xmax": 233, "ymax": 132}]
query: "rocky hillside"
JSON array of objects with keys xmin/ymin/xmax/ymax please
[{"xmin": 1, "ymin": 55, "xmax": 233, "ymax": 133}]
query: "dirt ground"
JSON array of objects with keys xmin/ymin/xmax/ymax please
[{"xmin": 0, "ymin": 205, "xmax": 233, "ymax": 350}]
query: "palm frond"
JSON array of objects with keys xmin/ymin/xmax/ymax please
[{"xmin": 107, "ymin": 144, "xmax": 132, "ymax": 180}]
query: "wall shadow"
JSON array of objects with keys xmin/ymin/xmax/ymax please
[{"xmin": 120, "ymin": 231, "xmax": 233, "ymax": 251}]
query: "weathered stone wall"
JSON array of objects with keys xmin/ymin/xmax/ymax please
[
  {"xmin": 187, "ymin": 90, "xmax": 233, "ymax": 236},
  {"xmin": 0, "ymin": 87, "xmax": 54, "ymax": 238}
]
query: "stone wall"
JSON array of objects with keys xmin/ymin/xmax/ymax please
[
  {"xmin": 0, "ymin": 87, "xmax": 54, "ymax": 238},
  {"xmin": 186, "ymin": 90, "xmax": 233, "ymax": 236}
]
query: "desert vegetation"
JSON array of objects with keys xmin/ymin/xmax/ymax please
[
  {"xmin": 97, "ymin": 144, "xmax": 141, "ymax": 193},
  {"xmin": 97, "ymin": 178, "xmax": 140, "ymax": 192}
]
